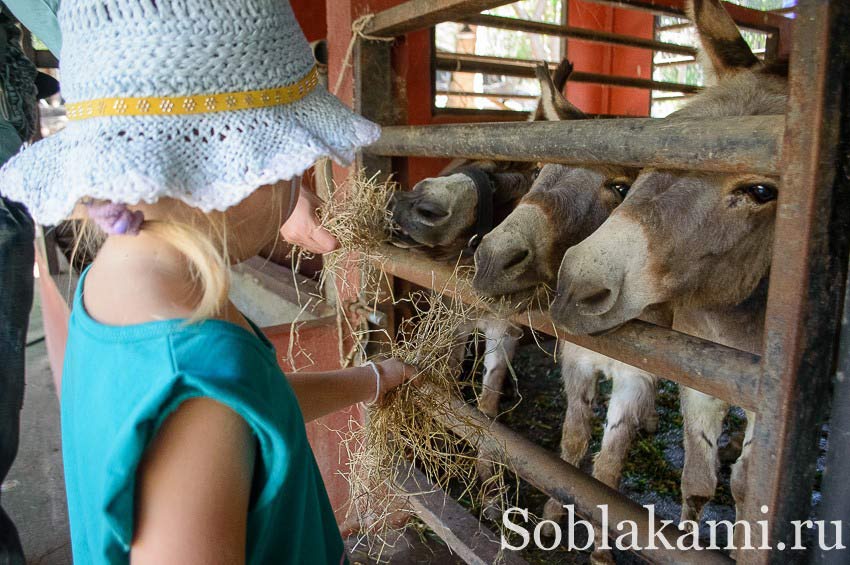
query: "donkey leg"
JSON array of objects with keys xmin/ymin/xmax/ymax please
[
  {"xmin": 542, "ymin": 342, "xmax": 599, "ymax": 536},
  {"xmin": 729, "ymin": 410, "xmax": 755, "ymax": 557},
  {"xmin": 593, "ymin": 369, "xmax": 657, "ymax": 488},
  {"xmin": 587, "ymin": 369, "xmax": 656, "ymax": 565},
  {"xmin": 476, "ymin": 319, "xmax": 521, "ymax": 419},
  {"xmin": 474, "ymin": 320, "xmax": 521, "ymax": 520},
  {"xmin": 680, "ymin": 387, "xmax": 729, "ymax": 523}
]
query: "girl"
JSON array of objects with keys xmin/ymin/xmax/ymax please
[{"xmin": 0, "ymin": 1, "xmax": 414, "ymax": 563}]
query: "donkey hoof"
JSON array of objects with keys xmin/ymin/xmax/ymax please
[
  {"xmin": 680, "ymin": 495, "xmax": 710, "ymax": 523},
  {"xmin": 477, "ymin": 399, "xmax": 500, "ymax": 419}
]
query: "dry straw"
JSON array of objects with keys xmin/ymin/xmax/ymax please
[
  {"xmin": 291, "ymin": 170, "xmax": 397, "ymax": 366},
  {"xmin": 342, "ymin": 279, "xmax": 516, "ymax": 558},
  {"xmin": 311, "ymin": 170, "xmax": 518, "ymax": 556}
]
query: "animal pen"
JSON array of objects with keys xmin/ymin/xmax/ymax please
[{"xmin": 345, "ymin": 0, "xmax": 848, "ymax": 564}]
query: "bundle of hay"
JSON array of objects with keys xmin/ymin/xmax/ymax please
[
  {"xmin": 312, "ymin": 172, "xmax": 516, "ymax": 552},
  {"xmin": 343, "ymin": 277, "xmax": 515, "ymax": 554},
  {"xmin": 293, "ymin": 170, "xmax": 397, "ymax": 366},
  {"xmin": 317, "ymin": 169, "xmax": 396, "ymax": 301}
]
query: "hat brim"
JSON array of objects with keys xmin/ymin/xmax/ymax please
[{"xmin": 0, "ymin": 87, "xmax": 380, "ymax": 225}]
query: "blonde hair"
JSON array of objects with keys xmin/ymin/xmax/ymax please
[
  {"xmin": 146, "ymin": 217, "xmax": 231, "ymax": 321},
  {"xmin": 72, "ymin": 208, "xmax": 232, "ymax": 322}
]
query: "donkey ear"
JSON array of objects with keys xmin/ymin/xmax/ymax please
[
  {"xmin": 531, "ymin": 60, "xmax": 587, "ymax": 122},
  {"xmin": 688, "ymin": 0, "xmax": 760, "ymax": 79}
]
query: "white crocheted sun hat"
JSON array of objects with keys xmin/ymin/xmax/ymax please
[{"xmin": 0, "ymin": 0, "xmax": 380, "ymax": 226}]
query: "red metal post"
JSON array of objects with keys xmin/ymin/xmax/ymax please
[{"xmin": 741, "ymin": 0, "xmax": 850, "ymax": 562}]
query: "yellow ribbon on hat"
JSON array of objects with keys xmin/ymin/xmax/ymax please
[{"xmin": 65, "ymin": 66, "xmax": 320, "ymax": 121}]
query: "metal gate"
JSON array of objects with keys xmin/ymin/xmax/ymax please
[{"xmin": 348, "ymin": 1, "xmax": 850, "ymax": 563}]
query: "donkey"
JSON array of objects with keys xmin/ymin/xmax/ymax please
[
  {"xmin": 391, "ymin": 59, "xmax": 574, "ymax": 419},
  {"xmin": 550, "ymin": 0, "xmax": 787, "ymax": 547},
  {"xmin": 471, "ymin": 64, "xmax": 661, "ymax": 546}
]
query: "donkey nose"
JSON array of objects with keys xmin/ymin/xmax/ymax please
[
  {"xmin": 476, "ymin": 239, "xmax": 533, "ymax": 283},
  {"xmin": 412, "ymin": 201, "xmax": 450, "ymax": 225},
  {"xmin": 568, "ymin": 284, "xmax": 617, "ymax": 316}
]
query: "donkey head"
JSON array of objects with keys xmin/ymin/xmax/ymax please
[
  {"xmin": 472, "ymin": 62, "xmax": 638, "ymax": 302},
  {"xmin": 391, "ymin": 162, "xmax": 536, "ymax": 258},
  {"xmin": 391, "ymin": 59, "xmax": 575, "ymax": 260},
  {"xmin": 551, "ymin": 0, "xmax": 787, "ymax": 335}
]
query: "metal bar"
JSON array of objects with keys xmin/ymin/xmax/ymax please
[
  {"xmin": 363, "ymin": 0, "xmax": 789, "ymax": 41},
  {"xmin": 366, "ymin": 116, "xmax": 784, "ymax": 175},
  {"xmin": 656, "ymin": 21, "xmax": 692, "ymax": 32},
  {"xmin": 436, "ymin": 89, "xmax": 540, "ymax": 99},
  {"xmin": 457, "ymin": 13, "xmax": 697, "ymax": 57},
  {"xmin": 355, "ymin": 39, "xmax": 398, "ymax": 179},
  {"xmin": 364, "ymin": 0, "xmax": 515, "ymax": 37},
  {"xmin": 813, "ymin": 255, "xmax": 850, "ymax": 565},
  {"xmin": 654, "ymin": 56, "xmax": 697, "ymax": 67},
  {"xmin": 430, "ymin": 388, "xmax": 733, "ymax": 564},
  {"xmin": 355, "ymin": 38, "xmax": 403, "ymax": 343},
  {"xmin": 587, "ymin": 0, "xmax": 790, "ymax": 34},
  {"xmin": 396, "ymin": 462, "xmax": 529, "ymax": 565},
  {"xmin": 741, "ymin": 0, "xmax": 850, "ymax": 562},
  {"xmin": 436, "ymin": 52, "xmax": 701, "ymax": 93},
  {"xmin": 607, "ymin": 0, "xmax": 792, "ymax": 56},
  {"xmin": 433, "ymin": 107, "xmax": 531, "ymax": 121},
  {"xmin": 375, "ymin": 245, "xmax": 762, "ymax": 411},
  {"xmin": 654, "ymin": 49, "xmax": 766, "ymax": 68}
]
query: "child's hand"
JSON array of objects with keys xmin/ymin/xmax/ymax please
[
  {"xmin": 280, "ymin": 190, "xmax": 339, "ymax": 254},
  {"xmin": 372, "ymin": 359, "xmax": 419, "ymax": 406}
]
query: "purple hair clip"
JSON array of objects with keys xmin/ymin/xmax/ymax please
[{"xmin": 84, "ymin": 201, "xmax": 145, "ymax": 236}]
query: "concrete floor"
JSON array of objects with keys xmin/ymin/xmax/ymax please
[
  {"xmin": 1, "ymin": 282, "xmax": 462, "ymax": 565},
  {"xmin": 2, "ymin": 285, "xmax": 72, "ymax": 564}
]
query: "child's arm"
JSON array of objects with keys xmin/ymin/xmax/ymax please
[
  {"xmin": 131, "ymin": 398, "xmax": 254, "ymax": 565},
  {"xmin": 287, "ymin": 359, "xmax": 417, "ymax": 422}
]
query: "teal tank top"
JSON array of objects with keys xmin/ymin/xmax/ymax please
[{"xmin": 61, "ymin": 268, "xmax": 346, "ymax": 564}]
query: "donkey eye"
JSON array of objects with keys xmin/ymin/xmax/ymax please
[
  {"xmin": 606, "ymin": 180, "xmax": 631, "ymax": 200},
  {"xmin": 744, "ymin": 183, "xmax": 778, "ymax": 204}
]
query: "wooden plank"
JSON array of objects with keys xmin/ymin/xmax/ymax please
[
  {"xmin": 364, "ymin": 0, "xmax": 516, "ymax": 37},
  {"xmin": 367, "ymin": 115, "xmax": 784, "ymax": 175},
  {"xmin": 396, "ymin": 463, "xmax": 529, "ymax": 565},
  {"xmin": 374, "ymin": 244, "xmax": 762, "ymax": 411}
]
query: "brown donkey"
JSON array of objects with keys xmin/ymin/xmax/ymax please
[
  {"xmin": 472, "ymin": 64, "xmax": 664, "ymax": 550},
  {"xmin": 551, "ymin": 0, "xmax": 787, "ymax": 548}
]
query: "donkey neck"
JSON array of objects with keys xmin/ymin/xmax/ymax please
[{"xmin": 672, "ymin": 278, "xmax": 768, "ymax": 355}]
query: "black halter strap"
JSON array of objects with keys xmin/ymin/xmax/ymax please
[{"xmin": 454, "ymin": 167, "xmax": 495, "ymax": 257}]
